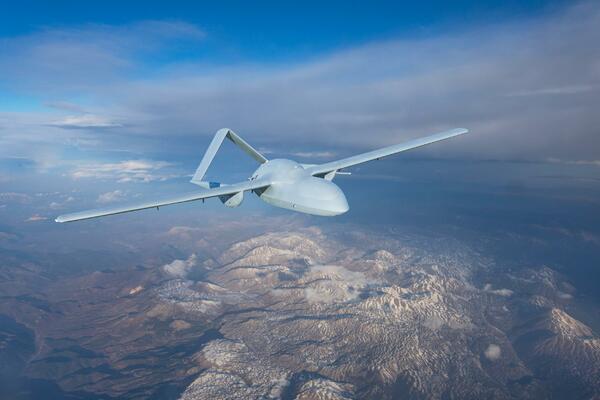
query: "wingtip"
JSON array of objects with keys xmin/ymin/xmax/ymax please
[{"xmin": 55, "ymin": 216, "xmax": 65, "ymax": 223}]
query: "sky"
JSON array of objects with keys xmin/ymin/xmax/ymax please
[{"xmin": 0, "ymin": 0, "xmax": 598, "ymax": 229}]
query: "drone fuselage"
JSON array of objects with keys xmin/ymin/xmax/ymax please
[{"xmin": 251, "ymin": 159, "xmax": 349, "ymax": 216}]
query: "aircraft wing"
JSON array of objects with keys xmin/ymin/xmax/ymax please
[
  {"xmin": 55, "ymin": 179, "xmax": 271, "ymax": 223},
  {"xmin": 305, "ymin": 128, "xmax": 468, "ymax": 176}
]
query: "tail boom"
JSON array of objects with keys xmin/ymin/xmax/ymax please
[{"xmin": 191, "ymin": 128, "xmax": 267, "ymax": 186}]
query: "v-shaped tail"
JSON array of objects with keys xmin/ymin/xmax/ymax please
[{"xmin": 190, "ymin": 128, "xmax": 268, "ymax": 186}]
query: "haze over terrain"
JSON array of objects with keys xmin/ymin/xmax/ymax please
[{"xmin": 1, "ymin": 1, "xmax": 599, "ymax": 399}]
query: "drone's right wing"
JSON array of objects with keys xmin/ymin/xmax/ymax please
[
  {"xmin": 305, "ymin": 128, "xmax": 468, "ymax": 177},
  {"xmin": 55, "ymin": 178, "xmax": 271, "ymax": 223}
]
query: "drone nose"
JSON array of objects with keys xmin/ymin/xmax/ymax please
[
  {"xmin": 321, "ymin": 182, "xmax": 349, "ymax": 215},
  {"xmin": 331, "ymin": 192, "xmax": 349, "ymax": 215}
]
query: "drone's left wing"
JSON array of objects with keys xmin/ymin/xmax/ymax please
[
  {"xmin": 305, "ymin": 128, "xmax": 468, "ymax": 177},
  {"xmin": 55, "ymin": 179, "xmax": 270, "ymax": 223}
]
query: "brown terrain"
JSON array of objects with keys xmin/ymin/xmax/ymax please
[{"xmin": 0, "ymin": 225, "xmax": 598, "ymax": 399}]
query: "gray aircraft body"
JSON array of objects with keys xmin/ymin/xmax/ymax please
[{"xmin": 55, "ymin": 128, "xmax": 468, "ymax": 222}]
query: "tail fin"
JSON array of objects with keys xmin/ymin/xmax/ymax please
[{"xmin": 191, "ymin": 128, "xmax": 267, "ymax": 186}]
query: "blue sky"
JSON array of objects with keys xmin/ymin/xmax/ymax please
[
  {"xmin": 2, "ymin": 1, "xmax": 563, "ymax": 58},
  {"xmin": 0, "ymin": 0, "xmax": 573, "ymax": 88}
]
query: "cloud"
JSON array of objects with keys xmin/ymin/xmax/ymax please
[
  {"xmin": 46, "ymin": 195, "xmax": 75, "ymax": 210},
  {"xmin": 484, "ymin": 344, "xmax": 501, "ymax": 361},
  {"xmin": 0, "ymin": 192, "xmax": 32, "ymax": 204},
  {"xmin": 49, "ymin": 114, "xmax": 123, "ymax": 129},
  {"xmin": 163, "ymin": 254, "xmax": 198, "ymax": 278},
  {"xmin": 1, "ymin": 2, "xmax": 599, "ymax": 169},
  {"xmin": 0, "ymin": 20, "xmax": 205, "ymax": 167},
  {"xmin": 491, "ymin": 289, "xmax": 513, "ymax": 297},
  {"xmin": 483, "ymin": 284, "xmax": 513, "ymax": 297},
  {"xmin": 507, "ymin": 85, "xmax": 597, "ymax": 97},
  {"xmin": 26, "ymin": 214, "xmax": 48, "ymax": 222},
  {"xmin": 0, "ymin": 20, "xmax": 204, "ymax": 92},
  {"xmin": 98, "ymin": 1, "xmax": 600, "ymax": 162},
  {"xmin": 97, "ymin": 190, "xmax": 125, "ymax": 203},
  {"xmin": 557, "ymin": 292, "xmax": 573, "ymax": 300},
  {"xmin": 289, "ymin": 151, "xmax": 337, "ymax": 159},
  {"xmin": 44, "ymin": 101, "xmax": 88, "ymax": 113},
  {"xmin": 0, "ymin": 112, "xmax": 102, "ymax": 167},
  {"xmin": 129, "ymin": 285, "xmax": 144, "ymax": 295},
  {"xmin": 70, "ymin": 159, "xmax": 177, "ymax": 182}
]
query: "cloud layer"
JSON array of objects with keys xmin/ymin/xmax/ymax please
[
  {"xmin": 1, "ymin": 2, "xmax": 599, "ymax": 180},
  {"xmin": 484, "ymin": 344, "xmax": 502, "ymax": 361},
  {"xmin": 163, "ymin": 254, "xmax": 198, "ymax": 279},
  {"xmin": 71, "ymin": 160, "xmax": 177, "ymax": 182}
]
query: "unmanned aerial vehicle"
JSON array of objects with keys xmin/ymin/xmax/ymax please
[{"xmin": 56, "ymin": 128, "xmax": 468, "ymax": 222}]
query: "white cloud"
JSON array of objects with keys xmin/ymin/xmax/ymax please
[
  {"xmin": 0, "ymin": 192, "xmax": 32, "ymax": 204},
  {"xmin": 129, "ymin": 285, "xmax": 144, "ymax": 295},
  {"xmin": 47, "ymin": 195, "xmax": 75, "ymax": 210},
  {"xmin": 44, "ymin": 100, "xmax": 87, "ymax": 112},
  {"xmin": 92, "ymin": 1, "xmax": 599, "ymax": 163},
  {"xmin": 507, "ymin": 84, "xmax": 596, "ymax": 97},
  {"xmin": 0, "ymin": 20, "xmax": 205, "ymax": 164},
  {"xmin": 289, "ymin": 151, "xmax": 337, "ymax": 159},
  {"xmin": 97, "ymin": 190, "xmax": 125, "ymax": 203},
  {"xmin": 0, "ymin": 20, "xmax": 204, "ymax": 91},
  {"xmin": 26, "ymin": 214, "xmax": 47, "ymax": 222},
  {"xmin": 483, "ymin": 284, "xmax": 513, "ymax": 297},
  {"xmin": 71, "ymin": 159, "xmax": 177, "ymax": 182},
  {"xmin": 49, "ymin": 114, "xmax": 122, "ymax": 129},
  {"xmin": 492, "ymin": 289, "xmax": 513, "ymax": 297},
  {"xmin": 484, "ymin": 344, "xmax": 501, "ymax": 361},
  {"xmin": 1, "ymin": 3, "xmax": 600, "ymax": 166},
  {"xmin": 163, "ymin": 254, "xmax": 198, "ymax": 279}
]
